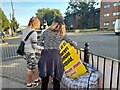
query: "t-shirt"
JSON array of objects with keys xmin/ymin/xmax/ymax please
[{"xmin": 22, "ymin": 27, "xmax": 43, "ymax": 53}]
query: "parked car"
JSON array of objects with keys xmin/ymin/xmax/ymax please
[{"xmin": 114, "ymin": 19, "xmax": 120, "ymax": 35}]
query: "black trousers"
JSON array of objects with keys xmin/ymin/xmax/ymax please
[{"xmin": 41, "ymin": 76, "xmax": 60, "ymax": 90}]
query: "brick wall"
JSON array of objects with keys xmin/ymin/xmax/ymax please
[{"xmin": 100, "ymin": 2, "xmax": 120, "ymax": 29}]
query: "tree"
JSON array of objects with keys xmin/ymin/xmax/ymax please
[
  {"xmin": 43, "ymin": 11, "xmax": 54, "ymax": 26},
  {"xmin": 65, "ymin": 1, "xmax": 96, "ymax": 29},
  {"xmin": 0, "ymin": 8, "xmax": 10, "ymax": 31},
  {"xmin": 36, "ymin": 8, "xmax": 62, "ymax": 26},
  {"xmin": 36, "ymin": 8, "xmax": 50, "ymax": 20},
  {"xmin": 11, "ymin": 17, "xmax": 19, "ymax": 32}
]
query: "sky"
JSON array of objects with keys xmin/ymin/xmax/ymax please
[
  {"xmin": 1, "ymin": 1, "xmax": 69, "ymax": 26},
  {"xmin": 1, "ymin": 0, "xmax": 101, "ymax": 26}
]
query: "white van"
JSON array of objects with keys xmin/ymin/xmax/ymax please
[{"xmin": 114, "ymin": 19, "xmax": 120, "ymax": 35}]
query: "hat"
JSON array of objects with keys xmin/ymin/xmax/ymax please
[{"xmin": 54, "ymin": 16, "xmax": 64, "ymax": 24}]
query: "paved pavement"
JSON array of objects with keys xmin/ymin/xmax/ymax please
[
  {"xmin": 1, "ymin": 76, "xmax": 26, "ymax": 88},
  {"xmin": 0, "ymin": 57, "xmax": 55, "ymax": 89},
  {"xmin": 1, "ymin": 58, "xmax": 28, "ymax": 88}
]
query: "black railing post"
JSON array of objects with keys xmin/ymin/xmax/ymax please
[{"xmin": 84, "ymin": 43, "xmax": 90, "ymax": 63}]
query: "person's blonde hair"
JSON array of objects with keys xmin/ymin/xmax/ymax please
[
  {"xmin": 28, "ymin": 17, "xmax": 40, "ymax": 30},
  {"xmin": 49, "ymin": 22, "xmax": 66, "ymax": 36}
]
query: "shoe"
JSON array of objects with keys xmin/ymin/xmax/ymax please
[
  {"xmin": 26, "ymin": 83, "xmax": 33, "ymax": 88},
  {"xmin": 35, "ymin": 78, "xmax": 41, "ymax": 84},
  {"xmin": 33, "ymin": 78, "xmax": 41, "ymax": 88},
  {"xmin": 26, "ymin": 83, "xmax": 40, "ymax": 88},
  {"xmin": 32, "ymin": 82, "xmax": 39, "ymax": 88}
]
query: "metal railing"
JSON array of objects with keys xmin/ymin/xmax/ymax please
[
  {"xmin": 80, "ymin": 43, "xmax": 120, "ymax": 89},
  {"xmin": 0, "ymin": 43, "xmax": 120, "ymax": 89},
  {"xmin": 1, "ymin": 44, "xmax": 20, "ymax": 60}
]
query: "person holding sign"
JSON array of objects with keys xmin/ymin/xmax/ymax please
[{"xmin": 38, "ymin": 15, "xmax": 77, "ymax": 90}]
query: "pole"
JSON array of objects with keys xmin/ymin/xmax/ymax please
[
  {"xmin": 10, "ymin": 0, "xmax": 14, "ymax": 36},
  {"xmin": 10, "ymin": 14, "xmax": 13, "ymax": 37},
  {"xmin": 84, "ymin": 43, "xmax": 90, "ymax": 63},
  {"xmin": 11, "ymin": 0, "xmax": 14, "ymax": 17}
]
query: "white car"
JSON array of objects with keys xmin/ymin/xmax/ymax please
[{"xmin": 114, "ymin": 19, "xmax": 120, "ymax": 35}]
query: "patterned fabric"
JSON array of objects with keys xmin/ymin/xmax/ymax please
[
  {"xmin": 24, "ymin": 53, "xmax": 37, "ymax": 70},
  {"xmin": 61, "ymin": 63, "xmax": 99, "ymax": 88},
  {"xmin": 38, "ymin": 30, "xmax": 77, "ymax": 50}
]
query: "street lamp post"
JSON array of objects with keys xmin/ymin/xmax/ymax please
[
  {"xmin": 10, "ymin": 0, "xmax": 15, "ymax": 37},
  {"xmin": 10, "ymin": 14, "xmax": 13, "ymax": 36}
]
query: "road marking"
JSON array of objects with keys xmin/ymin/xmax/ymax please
[
  {"xmin": 0, "ymin": 44, "xmax": 19, "ymax": 47},
  {"xmin": 0, "ymin": 63, "xmax": 20, "ymax": 68}
]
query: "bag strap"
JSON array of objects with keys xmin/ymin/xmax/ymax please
[{"xmin": 24, "ymin": 31, "xmax": 34, "ymax": 41}]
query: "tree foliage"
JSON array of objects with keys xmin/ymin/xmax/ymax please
[
  {"xmin": 11, "ymin": 16, "xmax": 19, "ymax": 32},
  {"xmin": 0, "ymin": 8, "xmax": 10, "ymax": 31},
  {"xmin": 65, "ymin": 2, "xmax": 96, "ymax": 29},
  {"xmin": 66, "ymin": 2, "xmax": 95, "ymax": 16},
  {"xmin": 36, "ymin": 8, "xmax": 62, "ymax": 26}
]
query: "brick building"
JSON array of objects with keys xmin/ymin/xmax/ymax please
[{"xmin": 100, "ymin": 1, "xmax": 120, "ymax": 30}]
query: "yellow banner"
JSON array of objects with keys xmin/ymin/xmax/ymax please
[{"xmin": 59, "ymin": 40, "xmax": 87, "ymax": 79}]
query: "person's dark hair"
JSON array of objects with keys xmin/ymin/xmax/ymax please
[{"xmin": 54, "ymin": 16, "xmax": 64, "ymax": 24}]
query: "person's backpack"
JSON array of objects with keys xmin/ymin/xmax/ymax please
[{"xmin": 17, "ymin": 31, "xmax": 34, "ymax": 56}]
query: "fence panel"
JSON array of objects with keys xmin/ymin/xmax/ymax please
[
  {"xmin": 84, "ymin": 52, "xmax": 120, "ymax": 89},
  {"xmin": 1, "ymin": 44, "xmax": 20, "ymax": 60}
]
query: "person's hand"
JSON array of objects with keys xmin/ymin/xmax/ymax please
[
  {"xmin": 36, "ymin": 46, "xmax": 44, "ymax": 53},
  {"xmin": 39, "ymin": 46, "xmax": 44, "ymax": 50},
  {"xmin": 36, "ymin": 49, "xmax": 42, "ymax": 54},
  {"xmin": 72, "ymin": 41, "xmax": 77, "ymax": 46}
]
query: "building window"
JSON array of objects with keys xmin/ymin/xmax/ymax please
[
  {"xmin": 104, "ymin": 4, "xmax": 110, "ymax": 8},
  {"xmin": 113, "ymin": 2, "xmax": 120, "ymax": 6},
  {"xmin": 104, "ymin": 13, "xmax": 110, "ymax": 17},
  {"xmin": 112, "ymin": 20, "xmax": 116, "ymax": 25},
  {"xmin": 104, "ymin": 22, "xmax": 109, "ymax": 26},
  {"xmin": 113, "ymin": 12, "xmax": 120, "ymax": 16}
]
